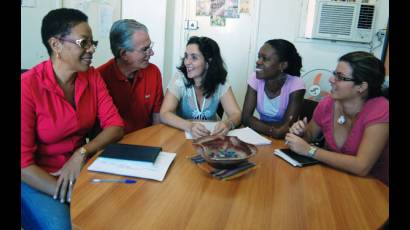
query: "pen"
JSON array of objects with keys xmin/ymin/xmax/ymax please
[{"xmin": 91, "ymin": 178, "xmax": 137, "ymax": 184}]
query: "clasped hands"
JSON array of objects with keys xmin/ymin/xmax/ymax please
[
  {"xmin": 50, "ymin": 149, "xmax": 85, "ymax": 203},
  {"xmin": 190, "ymin": 121, "xmax": 231, "ymax": 139},
  {"xmin": 285, "ymin": 117, "xmax": 311, "ymax": 156}
]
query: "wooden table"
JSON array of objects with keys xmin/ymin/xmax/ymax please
[{"xmin": 71, "ymin": 124, "xmax": 389, "ymax": 230}]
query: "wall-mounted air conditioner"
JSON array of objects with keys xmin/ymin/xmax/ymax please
[{"xmin": 305, "ymin": 0, "xmax": 377, "ymax": 43}]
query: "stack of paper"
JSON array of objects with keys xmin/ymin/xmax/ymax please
[
  {"xmin": 185, "ymin": 122, "xmax": 271, "ymax": 145},
  {"xmin": 88, "ymin": 152, "xmax": 176, "ymax": 181}
]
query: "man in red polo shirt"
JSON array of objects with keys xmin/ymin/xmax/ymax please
[{"xmin": 98, "ymin": 19, "xmax": 164, "ymax": 134}]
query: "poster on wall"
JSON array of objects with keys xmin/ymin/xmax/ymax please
[
  {"xmin": 210, "ymin": 15, "xmax": 226, "ymax": 26},
  {"xmin": 196, "ymin": 0, "xmax": 211, "ymax": 16},
  {"xmin": 210, "ymin": 0, "xmax": 225, "ymax": 16},
  {"xmin": 224, "ymin": 0, "xmax": 239, "ymax": 18},
  {"xmin": 240, "ymin": 0, "xmax": 250, "ymax": 14}
]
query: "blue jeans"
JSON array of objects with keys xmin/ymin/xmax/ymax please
[{"xmin": 21, "ymin": 182, "xmax": 72, "ymax": 230}]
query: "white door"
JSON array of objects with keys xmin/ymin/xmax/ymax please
[{"xmin": 179, "ymin": 0, "xmax": 261, "ymax": 111}]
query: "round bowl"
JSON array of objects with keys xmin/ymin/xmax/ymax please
[{"xmin": 192, "ymin": 135, "xmax": 257, "ymax": 169}]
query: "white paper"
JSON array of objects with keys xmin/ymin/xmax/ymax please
[
  {"xmin": 228, "ymin": 127, "xmax": 271, "ymax": 145},
  {"xmin": 185, "ymin": 122, "xmax": 271, "ymax": 145},
  {"xmin": 274, "ymin": 149, "xmax": 302, "ymax": 167},
  {"xmin": 87, "ymin": 152, "xmax": 176, "ymax": 181}
]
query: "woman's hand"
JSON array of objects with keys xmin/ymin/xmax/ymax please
[
  {"xmin": 289, "ymin": 117, "xmax": 308, "ymax": 137},
  {"xmin": 285, "ymin": 133, "xmax": 311, "ymax": 156},
  {"xmin": 191, "ymin": 123, "xmax": 211, "ymax": 139},
  {"xmin": 51, "ymin": 150, "xmax": 85, "ymax": 203},
  {"xmin": 211, "ymin": 121, "xmax": 230, "ymax": 136}
]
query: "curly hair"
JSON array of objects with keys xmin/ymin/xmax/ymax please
[
  {"xmin": 41, "ymin": 8, "xmax": 88, "ymax": 56},
  {"xmin": 177, "ymin": 36, "xmax": 227, "ymax": 98},
  {"xmin": 265, "ymin": 39, "xmax": 302, "ymax": 76},
  {"xmin": 339, "ymin": 51, "xmax": 385, "ymax": 99}
]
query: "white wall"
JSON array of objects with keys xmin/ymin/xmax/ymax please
[
  {"xmin": 21, "ymin": 0, "xmax": 61, "ymax": 69},
  {"xmin": 122, "ymin": 0, "xmax": 167, "ymax": 75},
  {"xmin": 22, "ymin": 0, "xmax": 389, "ymax": 92},
  {"xmin": 255, "ymin": 0, "xmax": 389, "ymax": 75}
]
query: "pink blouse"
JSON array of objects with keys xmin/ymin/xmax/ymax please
[
  {"xmin": 21, "ymin": 59, "xmax": 124, "ymax": 173},
  {"xmin": 313, "ymin": 96, "xmax": 389, "ymax": 185}
]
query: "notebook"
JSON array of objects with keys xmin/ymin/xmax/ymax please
[
  {"xmin": 190, "ymin": 154, "xmax": 257, "ymax": 180},
  {"xmin": 88, "ymin": 151, "xmax": 176, "ymax": 181},
  {"xmin": 274, "ymin": 148, "xmax": 319, "ymax": 167},
  {"xmin": 99, "ymin": 143, "xmax": 161, "ymax": 163}
]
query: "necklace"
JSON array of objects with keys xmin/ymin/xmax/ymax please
[{"xmin": 337, "ymin": 115, "xmax": 346, "ymax": 125}]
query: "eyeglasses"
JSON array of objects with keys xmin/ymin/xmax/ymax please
[
  {"xmin": 137, "ymin": 42, "xmax": 154, "ymax": 54},
  {"xmin": 332, "ymin": 71, "xmax": 357, "ymax": 82},
  {"xmin": 58, "ymin": 37, "xmax": 98, "ymax": 50}
]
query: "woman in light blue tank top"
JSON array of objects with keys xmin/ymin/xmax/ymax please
[
  {"xmin": 242, "ymin": 39, "xmax": 306, "ymax": 139},
  {"xmin": 160, "ymin": 36, "xmax": 241, "ymax": 139}
]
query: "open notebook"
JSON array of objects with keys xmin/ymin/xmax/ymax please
[{"xmin": 185, "ymin": 122, "xmax": 271, "ymax": 145}]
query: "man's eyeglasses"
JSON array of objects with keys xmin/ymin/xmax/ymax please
[
  {"xmin": 332, "ymin": 71, "xmax": 358, "ymax": 82},
  {"xmin": 137, "ymin": 42, "xmax": 154, "ymax": 54},
  {"xmin": 58, "ymin": 37, "xmax": 98, "ymax": 50}
]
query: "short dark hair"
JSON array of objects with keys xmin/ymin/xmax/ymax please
[
  {"xmin": 177, "ymin": 36, "xmax": 227, "ymax": 98},
  {"xmin": 41, "ymin": 8, "xmax": 88, "ymax": 56},
  {"xmin": 339, "ymin": 51, "xmax": 385, "ymax": 99},
  {"xmin": 265, "ymin": 39, "xmax": 302, "ymax": 76}
]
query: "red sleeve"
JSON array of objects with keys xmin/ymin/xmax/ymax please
[
  {"xmin": 152, "ymin": 69, "xmax": 164, "ymax": 113},
  {"xmin": 94, "ymin": 70, "xmax": 125, "ymax": 129},
  {"xmin": 21, "ymin": 75, "xmax": 37, "ymax": 168}
]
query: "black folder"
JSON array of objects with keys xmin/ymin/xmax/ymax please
[
  {"xmin": 277, "ymin": 148, "xmax": 319, "ymax": 167},
  {"xmin": 99, "ymin": 143, "xmax": 161, "ymax": 163}
]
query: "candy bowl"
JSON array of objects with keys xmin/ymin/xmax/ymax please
[{"xmin": 192, "ymin": 135, "xmax": 257, "ymax": 169}]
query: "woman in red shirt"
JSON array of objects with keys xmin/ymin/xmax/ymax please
[{"xmin": 21, "ymin": 8, "xmax": 124, "ymax": 230}]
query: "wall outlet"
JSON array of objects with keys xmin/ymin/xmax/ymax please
[{"xmin": 376, "ymin": 30, "xmax": 386, "ymax": 42}]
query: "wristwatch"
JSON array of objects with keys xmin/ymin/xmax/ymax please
[
  {"xmin": 79, "ymin": 146, "xmax": 88, "ymax": 158},
  {"xmin": 307, "ymin": 146, "xmax": 317, "ymax": 158}
]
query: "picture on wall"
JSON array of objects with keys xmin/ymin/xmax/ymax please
[
  {"xmin": 240, "ymin": 0, "xmax": 250, "ymax": 14},
  {"xmin": 210, "ymin": 15, "xmax": 226, "ymax": 26},
  {"xmin": 196, "ymin": 0, "xmax": 211, "ymax": 16},
  {"xmin": 224, "ymin": 0, "xmax": 239, "ymax": 18},
  {"xmin": 210, "ymin": 0, "xmax": 225, "ymax": 16}
]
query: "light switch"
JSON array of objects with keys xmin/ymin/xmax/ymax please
[{"xmin": 188, "ymin": 20, "xmax": 198, "ymax": 30}]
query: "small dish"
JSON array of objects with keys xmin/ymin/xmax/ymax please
[{"xmin": 192, "ymin": 135, "xmax": 257, "ymax": 169}]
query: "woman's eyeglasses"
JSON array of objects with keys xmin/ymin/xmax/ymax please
[
  {"xmin": 58, "ymin": 37, "xmax": 98, "ymax": 50},
  {"xmin": 332, "ymin": 71, "xmax": 358, "ymax": 82}
]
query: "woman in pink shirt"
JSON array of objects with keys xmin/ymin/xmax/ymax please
[
  {"xmin": 21, "ymin": 8, "xmax": 124, "ymax": 230},
  {"xmin": 286, "ymin": 51, "xmax": 389, "ymax": 186},
  {"xmin": 242, "ymin": 39, "xmax": 305, "ymax": 139}
]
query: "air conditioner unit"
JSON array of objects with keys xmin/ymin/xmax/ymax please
[{"xmin": 307, "ymin": 0, "xmax": 377, "ymax": 43}]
